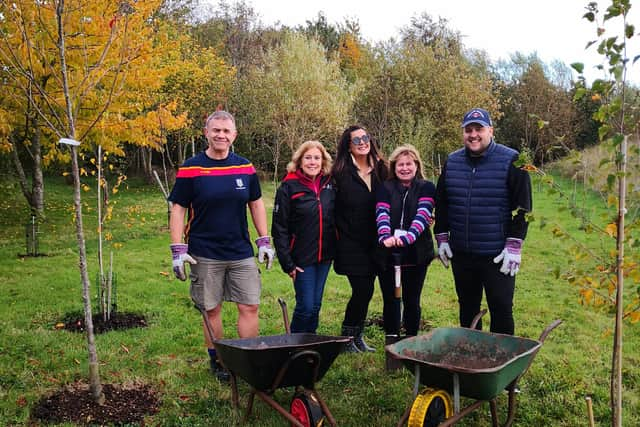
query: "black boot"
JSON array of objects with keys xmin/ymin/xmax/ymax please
[
  {"xmin": 210, "ymin": 358, "xmax": 230, "ymax": 383},
  {"xmin": 340, "ymin": 325, "xmax": 361, "ymax": 353},
  {"xmin": 354, "ymin": 324, "xmax": 376, "ymax": 353}
]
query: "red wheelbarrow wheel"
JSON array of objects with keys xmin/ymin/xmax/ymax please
[
  {"xmin": 290, "ymin": 389, "xmax": 326, "ymax": 427},
  {"xmin": 408, "ymin": 388, "xmax": 453, "ymax": 427}
]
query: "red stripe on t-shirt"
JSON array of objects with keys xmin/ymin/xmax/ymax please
[{"xmin": 176, "ymin": 164, "xmax": 256, "ymax": 178}]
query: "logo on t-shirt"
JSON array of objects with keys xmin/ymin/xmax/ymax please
[{"xmin": 235, "ymin": 178, "xmax": 246, "ymax": 190}]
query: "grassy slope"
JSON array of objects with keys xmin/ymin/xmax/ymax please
[{"xmin": 0, "ymin": 175, "xmax": 638, "ymax": 426}]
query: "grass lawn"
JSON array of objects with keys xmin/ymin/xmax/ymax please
[{"xmin": 0, "ymin": 174, "xmax": 638, "ymax": 426}]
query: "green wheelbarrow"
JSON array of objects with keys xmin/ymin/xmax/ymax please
[{"xmin": 386, "ymin": 311, "xmax": 562, "ymax": 427}]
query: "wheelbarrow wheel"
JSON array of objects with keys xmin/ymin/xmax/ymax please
[
  {"xmin": 290, "ymin": 389, "xmax": 325, "ymax": 427},
  {"xmin": 408, "ymin": 388, "xmax": 453, "ymax": 427}
]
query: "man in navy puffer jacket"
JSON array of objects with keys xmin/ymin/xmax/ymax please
[{"xmin": 434, "ymin": 108, "xmax": 532, "ymax": 335}]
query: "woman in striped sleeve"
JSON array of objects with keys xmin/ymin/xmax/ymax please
[{"xmin": 374, "ymin": 144, "xmax": 436, "ymax": 343}]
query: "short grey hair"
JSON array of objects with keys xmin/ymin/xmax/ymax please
[{"xmin": 205, "ymin": 110, "xmax": 236, "ymax": 128}]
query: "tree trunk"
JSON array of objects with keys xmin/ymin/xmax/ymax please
[
  {"xmin": 611, "ymin": 135, "xmax": 627, "ymax": 427},
  {"xmin": 140, "ymin": 146, "xmax": 154, "ymax": 183},
  {"xmin": 56, "ymin": 0, "xmax": 104, "ymax": 405},
  {"xmin": 9, "ymin": 118, "xmax": 45, "ymax": 218},
  {"xmin": 71, "ymin": 145, "xmax": 104, "ymax": 404},
  {"xmin": 10, "ymin": 135, "xmax": 34, "ymax": 209},
  {"xmin": 31, "ymin": 122, "xmax": 45, "ymax": 217}
]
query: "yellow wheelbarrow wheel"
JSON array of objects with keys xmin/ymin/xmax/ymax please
[{"xmin": 408, "ymin": 388, "xmax": 453, "ymax": 427}]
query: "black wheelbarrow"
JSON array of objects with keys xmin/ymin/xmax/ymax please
[
  {"xmin": 386, "ymin": 310, "xmax": 562, "ymax": 427},
  {"xmin": 205, "ymin": 298, "xmax": 350, "ymax": 427}
]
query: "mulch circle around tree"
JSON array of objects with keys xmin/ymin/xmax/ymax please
[
  {"xmin": 31, "ymin": 381, "xmax": 159, "ymax": 426},
  {"xmin": 58, "ymin": 312, "xmax": 148, "ymax": 333}
]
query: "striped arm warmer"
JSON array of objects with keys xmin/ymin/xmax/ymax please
[
  {"xmin": 375, "ymin": 201, "xmax": 392, "ymax": 243},
  {"xmin": 398, "ymin": 196, "xmax": 434, "ymax": 246}
]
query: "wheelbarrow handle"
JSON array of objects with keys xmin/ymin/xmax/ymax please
[
  {"xmin": 469, "ymin": 309, "xmax": 488, "ymax": 330},
  {"xmin": 278, "ymin": 298, "xmax": 291, "ymax": 334},
  {"xmin": 538, "ymin": 319, "xmax": 563, "ymax": 343}
]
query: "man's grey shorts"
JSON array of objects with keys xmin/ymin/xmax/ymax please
[{"xmin": 189, "ymin": 256, "xmax": 261, "ymax": 310}]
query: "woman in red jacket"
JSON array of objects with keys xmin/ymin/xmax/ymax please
[{"xmin": 272, "ymin": 141, "xmax": 336, "ymax": 333}]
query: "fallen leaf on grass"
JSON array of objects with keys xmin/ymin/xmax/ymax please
[
  {"xmin": 74, "ymin": 358, "xmax": 80, "ymax": 365},
  {"xmin": 159, "ymin": 271, "xmax": 169, "ymax": 277},
  {"xmin": 54, "ymin": 322, "xmax": 65, "ymax": 330},
  {"xmin": 121, "ymin": 344, "xmax": 130, "ymax": 354},
  {"xmin": 16, "ymin": 396, "xmax": 27, "ymax": 407}
]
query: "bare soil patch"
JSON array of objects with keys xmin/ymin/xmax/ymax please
[
  {"xmin": 31, "ymin": 381, "xmax": 159, "ymax": 426},
  {"xmin": 60, "ymin": 312, "xmax": 147, "ymax": 333}
]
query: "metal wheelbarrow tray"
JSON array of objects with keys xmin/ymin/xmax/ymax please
[
  {"xmin": 386, "ymin": 312, "xmax": 562, "ymax": 427},
  {"xmin": 215, "ymin": 333, "xmax": 349, "ymax": 391},
  {"xmin": 210, "ymin": 299, "xmax": 350, "ymax": 427}
]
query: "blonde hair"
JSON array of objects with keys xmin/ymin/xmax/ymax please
[
  {"xmin": 388, "ymin": 144, "xmax": 425, "ymax": 180},
  {"xmin": 287, "ymin": 140, "xmax": 333, "ymax": 175}
]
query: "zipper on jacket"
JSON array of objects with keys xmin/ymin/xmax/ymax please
[
  {"xmin": 318, "ymin": 196, "xmax": 323, "ymax": 262},
  {"xmin": 316, "ymin": 178, "xmax": 324, "ymax": 263},
  {"xmin": 465, "ymin": 167, "xmax": 476, "ymax": 252}
]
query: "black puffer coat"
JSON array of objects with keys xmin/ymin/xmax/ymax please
[{"xmin": 333, "ymin": 159, "xmax": 388, "ymax": 276}]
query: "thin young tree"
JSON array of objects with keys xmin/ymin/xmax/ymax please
[
  {"xmin": 569, "ymin": 1, "xmax": 638, "ymax": 425},
  {"xmin": 0, "ymin": 0, "xmax": 164, "ymax": 404}
]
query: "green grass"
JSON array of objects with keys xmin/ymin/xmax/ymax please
[{"xmin": 0, "ymin": 175, "xmax": 638, "ymax": 426}]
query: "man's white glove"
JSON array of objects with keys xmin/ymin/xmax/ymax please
[
  {"xmin": 435, "ymin": 233, "xmax": 453, "ymax": 268},
  {"xmin": 255, "ymin": 236, "xmax": 275, "ymax": 270},
  {"xmin": 493, "ymin": 238, "xmax": 523, "ymax": 276},
  {"xmin": 170, "ymin": 243, "xmax": 197, "ymax": 281}
]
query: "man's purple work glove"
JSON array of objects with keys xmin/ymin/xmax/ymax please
[
  {"xmin": 255, "ymin": 236, "xmax": 275, "ymax": 270},
  {"xmin": 435, "ymin": 233, "xmax": 453, "ymax": 268},
  {"xmin": 493, "ymin": 238, "xmax": 523, "ymax": 276},
  {"xmin": 170, "ymin": 243, "xmax": 197, "ymax": 281}
]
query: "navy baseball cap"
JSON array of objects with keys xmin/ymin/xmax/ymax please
[{"xmin": 461, "ymin": 108, "xmax": 492, "ymax": 127}]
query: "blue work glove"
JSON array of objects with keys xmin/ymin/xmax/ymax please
[
  {"xmin": 435, "ymin": 233, "xmax": 452, "ymax": 268},
  {"xmin": 255, "ymin": 236, "xmax": 275, "ymax": 270},
  {"xmin": 170, "ymin": 243, "xmax": 197, "ymax": 281},
  {"xmin": 493, "ymin": 238, "xmax": 523, "ymax": 276}
]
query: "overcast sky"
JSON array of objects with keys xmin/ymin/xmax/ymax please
[{"xmin": 203, "ymin": 0, "xmax": 639, "ymax": 84}]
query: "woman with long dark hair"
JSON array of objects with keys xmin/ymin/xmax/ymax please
[{"xmin": 332, "ymin": 125, "xmax": 388, "ymax": 352}]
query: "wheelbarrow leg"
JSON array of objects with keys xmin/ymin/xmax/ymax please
[
  {"xmin": 253, "ymin": 390, "xmax": 305, "ymax": 427},
  {"xmin": 395, "ymin": 363, "xmax": 422, "ymax": 427},
  {"xmin": 230, "ymin": 372, "xmax": 239, "ymax": 408},
  {"xmin": 489, "ymin": 399, "xmax": 499, "ymax": 427},
  {"xmin": 502, "ymin": 388, "xmax": 518, "ymax": 427},
  {"xmin": 242, "ymin": 389, "xmax": 255, "ymax": 423},
  {"xmin": 486, "ymin": 389, "xmax": 517, "ymax": 427},
  {"xmin": 396, "ymin": 405, "xmax": 412, "ymax": 427},
  {"xmin": 310, "ymin": 388, "xmax": 337, "ymax": 427}
]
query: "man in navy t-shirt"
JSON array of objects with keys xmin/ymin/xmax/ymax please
[{"xmin": 168, "ymin": 110, "xmax": 274, "ymax": 381}]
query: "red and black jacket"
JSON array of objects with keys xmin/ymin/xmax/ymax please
[{"xmin": 271, "ymin": 171, "xmax": 336, "ymax": 274}]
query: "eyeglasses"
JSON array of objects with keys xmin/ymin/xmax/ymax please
[{"xmin": 351, "ymin": 134, "xmax": 371, "ymax": 145}]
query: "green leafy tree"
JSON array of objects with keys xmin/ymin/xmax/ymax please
[
  {"xmin": 355, "ymin": 16, "xmax": 497, "ymax": 162},
  {"xmin": 232, "ymin": 32, "xmax": 353, "ymax": 180},
  {"xmin": 546, "ymin": 1, "xmax": 639, "ymax": 425},
  {"xmin": 495, "ymin": 54, "xmax": 578, "ymax": 166}
]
